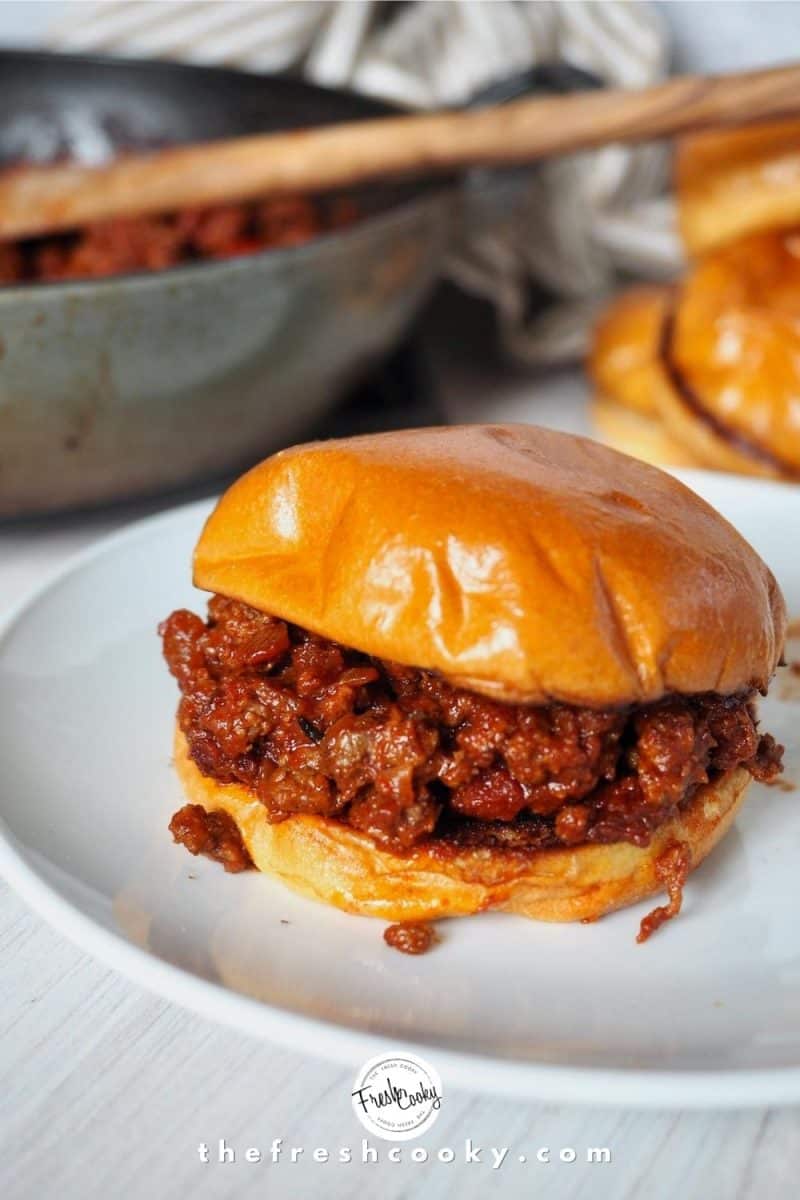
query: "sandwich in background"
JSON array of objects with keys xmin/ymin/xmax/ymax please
[{"xmin": 590, "ymin": 119, "xmax": 800, "ymax": 480}]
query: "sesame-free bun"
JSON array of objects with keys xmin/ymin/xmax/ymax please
[
  {"xmin": 174, "ymin": 727, "xmax": 750, "ymax": 924},
  {"xmin": 194, "ymin": 424, "xmax": 784, "ymax": 707}
]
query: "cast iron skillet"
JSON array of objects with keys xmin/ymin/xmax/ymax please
[{"xmin": 0, "ymin": 50, "xmax": 593, "ymax": 516}]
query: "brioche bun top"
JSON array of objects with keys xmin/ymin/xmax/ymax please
[
  {"xmin": 193, "ymin": 424, "xmax": 785, "ymax": 707},
  {"xmin": 677, "ymin": 119, "xmax": 800, "ymax": 257}
]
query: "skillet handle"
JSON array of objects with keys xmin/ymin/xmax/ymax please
[
  {"xmin": 465, "ymin": 63, "xmax": 601, "ymax": 110},
  {"xmin": 455, "ymin": 63, "xmax": 602, "ymax": 237}
]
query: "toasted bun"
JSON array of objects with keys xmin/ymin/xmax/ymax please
[
  {"xmin": 677, "ymin": 120, "xmax": 800, "ymax": 257},
  {"xmin": 174, "ymin": 727, "xmax": 750, "ymax": 924},
  {"xmin": 194, "ymin": 424, "xmax": 784, "ymax": 707}
]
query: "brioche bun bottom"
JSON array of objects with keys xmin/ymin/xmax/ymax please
[
  {"xmin": 173, "ymin": 727, "xmax": 749, "ymax": 924},
  {"xmin": 591, "ymin": 395, "xmax": 704, "ymax": 471},
  {"xmin": 592, "ymin": 391, "xmax": 785, "ymax": 481},
  {"xmin": 654, "ymin": 386, "xmax": 784, "ymax": 480}
]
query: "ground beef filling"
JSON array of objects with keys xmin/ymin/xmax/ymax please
[
  {"xmin": 161, "ymin": 597, "xmax": 782, "ymax": 857},
  {"xmin": 168, "ymin": 803, "xmax": 253, "ymax": 874},
  {"xmin": 0, "ymin": 195, "xmax": 358, "ymax": 285},
  {"xmin": 384, "ymin": 922, "xmax": 439, "ymax": 955}
]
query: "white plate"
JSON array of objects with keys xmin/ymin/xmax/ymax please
[{"xmin": 1, "ymin": 470, "xmax": 799, "ymax": 1109}]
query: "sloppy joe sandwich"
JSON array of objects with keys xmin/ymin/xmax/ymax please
[{"xmin": 160, "ymin": 425, "xmax": 785, "ymax": 942}]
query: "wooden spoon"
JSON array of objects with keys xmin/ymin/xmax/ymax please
[{"xmin": 2, "ymin": 61, "xmax": 800, "ymax": 241}]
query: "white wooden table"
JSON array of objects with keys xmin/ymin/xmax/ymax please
[{"xmin": 1, "ymin": 357, "xmax": 797, "ymax": 1199}]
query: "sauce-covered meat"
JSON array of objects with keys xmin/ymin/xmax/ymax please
[
  {"xmin": 637, "ymin": 841, "xmax": 692, "ymax": 942},
  {"xmin": 384, "ymin": 922, "xmax": 439, "ymax": 955},
  {"xmin": 0, "ymin": 195, "xmax": 357, "ymax": 285},
  {"xmin": 160, "ymin": 598, "xmax": 783, "ymax": 856},
  {"xmin": 169, "ymin": 802, "xmax": 254, "ymax": 873}
]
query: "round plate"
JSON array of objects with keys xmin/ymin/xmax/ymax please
[{"xmin": 1, "ymin": 470, "xmax": 799, "ymax": 1108}]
